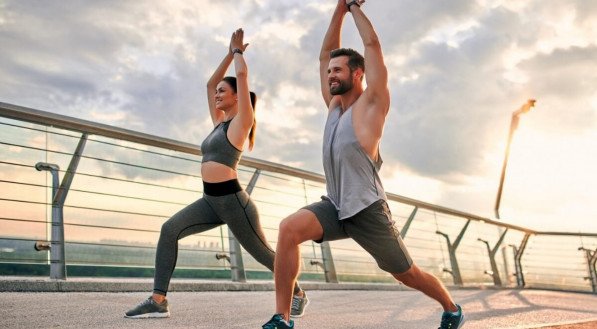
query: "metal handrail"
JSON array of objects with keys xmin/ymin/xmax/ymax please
[
  {"xmin": 0, "ymin": 102, "xmax": 325, "ymax": 183},
  {"xmin": 2, "ymin": 101, "xmax": 596, "ymax": 238}
]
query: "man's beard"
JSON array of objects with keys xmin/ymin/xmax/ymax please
[{"xmin": 330, "ymin": 78, "xmax": 353, "ymax": 95}]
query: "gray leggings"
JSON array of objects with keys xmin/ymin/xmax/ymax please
[{"xmin": 153, "ymin": 188, "xmax": 300, "ymax": 295}]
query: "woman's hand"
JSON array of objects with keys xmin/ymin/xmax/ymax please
[{"xmin": 229, "ymin": 28, "xmax": 249, "ymax": 54}]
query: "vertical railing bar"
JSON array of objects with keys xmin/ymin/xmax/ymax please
[
  {"xmin": 436, "ymin": 219, "xmax": 470, "ymax": 286},
  {"xmin": 578, "ymin": 247, "xmax": 597, "ymax": 293},
  {"xmin": 302, "ymin": 180, "xmax": 320, "ymax": 274},
  {"xmin": 53, "ymin": 133, "xmax": 88, "ymax": 205},
  {"xmin": 590, "ymin": 249, "xmax": 597, "ymax": 294},
  {"xmin": 514, "ymin": 233, "xmax": 531, "ymax": 287},
  {"xmin": 224, "ymin": 169, "xmax": 263, "ymax": 283},
  {"xmin": 34, "ymin": 133, "xmax": 88, "ymax": 280},
  {"xmin": 320, "ymin": 241, "xmax": 338, "ymax": 283},
  {"xmin": 478, "ymin": 228, "xmax": 508, "ymax": 286}
]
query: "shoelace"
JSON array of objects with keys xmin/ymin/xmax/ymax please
[
  {"xmin": 138, "ymin": 297, "xmax": 154, "ymax": 307},
  {"xmin": 291, "ymin": 297, "xmax": 300, "ymax": 310}
]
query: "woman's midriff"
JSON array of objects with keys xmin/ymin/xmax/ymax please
[{"xmin": 201, "ymin": 161, "xmax": 238, "ymax": 183}]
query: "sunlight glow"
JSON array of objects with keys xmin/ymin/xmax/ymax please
[{"xmin": 500, "ymin": 125, "xmax": 597, "ymax": 231}]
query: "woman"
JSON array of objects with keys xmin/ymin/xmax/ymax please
[{"xmin": 125, "ymin": 29, "xmax": 308, "ymax": 319}]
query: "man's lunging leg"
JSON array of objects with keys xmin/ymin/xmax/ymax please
[
  {"xmin": 265, "ymin": 210, "xmax": 323, "ymax": 327},
  {"xmin": 393, "ymin": 264, "xmax": 458, "ymax": 312}
]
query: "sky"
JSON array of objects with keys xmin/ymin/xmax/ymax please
[{"xmin": 1, "ymin": 0, "xmax": 596, "ymax": 232}]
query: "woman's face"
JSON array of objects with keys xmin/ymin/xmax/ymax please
[{"xmin": 214, "ymin": 80, "xmax": 237, "ymax": 111}]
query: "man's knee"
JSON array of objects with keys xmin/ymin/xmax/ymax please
[
  {"xmin": 279, "ymin": 217, "xmax": 304, "ymax": 245},
  {"xmin": 278, "ymin": 211, "xmax": 321, "ymax": 245}
]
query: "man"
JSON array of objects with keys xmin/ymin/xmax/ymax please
[{"xmin": 262, "ymin": 1, "xmax": 465, "ymax": 328}]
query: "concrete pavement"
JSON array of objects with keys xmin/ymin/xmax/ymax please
[{"xmin": 1, "ymin": 278, "xmax": 596, "ymax": 328}]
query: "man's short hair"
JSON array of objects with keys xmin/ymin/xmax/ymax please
[{"xmin": 330, "ymin": 48, "xmax": 365, "ymax": 73}]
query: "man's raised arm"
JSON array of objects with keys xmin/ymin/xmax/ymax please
[
  {"xmin": 319, "ymin": 0, "xmax": 348, "ymax": 108},
  {"xmin": 347, "ymin": 1, "xmax": 390, "ymax": 111}
]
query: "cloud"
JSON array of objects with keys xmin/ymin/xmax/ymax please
[
  {"xmin": 517, "ymin": 46, "xmax": 597, "ymax": 131},
  {"xmin": 383, "ymin": 6, "xmax": 522, "ymax": 180},
  {"xmin": 1, "ymin": 0, "xmax": 596, "ymax": 230},
  {"xmin": 380, "ymin": 3, "xmax": 596, "ymax": 183}
]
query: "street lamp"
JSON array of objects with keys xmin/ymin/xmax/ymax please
[{"xmin": 494, "ymin": 99, "xmax": 536, "ymax": 219}]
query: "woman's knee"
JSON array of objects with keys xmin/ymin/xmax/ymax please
[{"xmin": 159, "ymin": 220, "xmax": 179, "ymax": 240}]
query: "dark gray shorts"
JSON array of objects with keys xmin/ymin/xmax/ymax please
[{"xmin": 302, "ymin": 198, "xmax": 413, "ymax": 274}]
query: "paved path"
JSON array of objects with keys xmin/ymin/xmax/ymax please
[{"xmin": 2, "ymin": 288, "xmax": 596, "ymax": 328}]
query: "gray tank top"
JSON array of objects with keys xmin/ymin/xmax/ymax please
[
  {"xmin": 322, "ymin": 106, "xmax": 386, "ymax": 219},
  {"xmin": 200, "ymin": 120, "xmax": 242, "ymax": 170}
]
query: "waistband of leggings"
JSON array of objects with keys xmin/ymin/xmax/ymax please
[{"xmin": 203, "ymin": 179, "xmax": 242, "ymax": 196}]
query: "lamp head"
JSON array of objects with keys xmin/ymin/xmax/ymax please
[
  {"xmin": 513, "ymin": 99, "xmax": 536, "ymax": 116},
  {"xmin": 521, "ymin": 99, "xmax": 536, "ymax": 114}
]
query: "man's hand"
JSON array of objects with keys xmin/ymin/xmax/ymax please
[{"xmin": 345, "ymin": 0, "xmax": 365, "ymax": 11}]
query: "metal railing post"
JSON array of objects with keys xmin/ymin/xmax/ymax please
[
  {"xmin": 222, "ymin": 169, "xmax": 264, "ymax": 283},
  {"xmin": 300, "ymin": 180, "xmax": 338, "ymax": 283},
  {"xmin": 436, "ymin": 219, "xmax": 470, "ymax": 286},
  {"xmin": 512, "ymin": 233, "xmax": 531, "ymax": 287},
  {"xmin": 319, "ymin": 241, "xmax": 338, "ymax": 283},
  {"xmin": 34, "ymin": 133, "xmax": 88, "ymax": 280},
  {"xmin": 35, "ymin": 163, "xmax": 65, "ymax": 279},
  {"xmin": 55, "ymin": 133, "xmax": 88, "ymax": 205},
  {"xmin": 477, "ymin": 228, "xmax": 508, "ymax": 286},
  {"xmin": 578, "ymin": 247, "xmax": 597, "ymax": 293},
  {"xmin": 400, "ymin": 206, "xmax": 418, "ymax": 238}
]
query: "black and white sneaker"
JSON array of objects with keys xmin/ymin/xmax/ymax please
[{"xmin": 290, "ymin": 291, "xmax": 309, "ymax": 318}]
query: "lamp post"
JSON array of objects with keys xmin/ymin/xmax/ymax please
[{"xmin": 494, "ymin": 99, "xmax": 536, "ymax": 219}]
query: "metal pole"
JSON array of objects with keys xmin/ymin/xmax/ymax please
[
  {"xmin": 494, "ymin": 114, "xmax": 517, "ymax": 220},
  {"xmin": 513, "ymin": 233, "xmax": 531, "ymax": 287},
  {"xmin": 494, "ymin": 99, "xmax": 536, "ymax": 220},
  {"xmin": 54, "ymin": 134, "xmax": 88, "ymax": 204},
  {"xmin": 35, "ymin": 133, "xmax": 88, "ymax": 280},
  {"xmin": 478, "ymin": 228, "xmax": 508, "ymax": 286},
  {"xmin": 400, "ymin": 206, "xmax": 418, "ymax": 238},
  {"xmin": 35, "ymin": 163, "xmax": 65, "ymax": 280},
  {"xmin": 224, "ymin": 169, "xmax": 263, "ymax": 283},
  {"xmin": 320, "ymin": 241, "xmax": 338, "ymax": 283},
  {"xmin": 494, "ymin": 100, "xmax": 535, "ymax": 287},
  {"xmin": 579, "ymin": 247, "xmax": 597, "ymax": 293},
  {"xmin": 301, "ymin": 179, "xmax": 338, "ymax": 283},
  {"xmin": 436, "ymin": 219, "xmax": 471, "ymax": 286}
]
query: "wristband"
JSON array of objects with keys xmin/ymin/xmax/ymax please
[
  {"xmin": 346, "ymin": 0, "xmax": 360, "ymax": 11},
  {"xmin": 232, "ymin": 48, "xmax": 243, "ymax": 55}
]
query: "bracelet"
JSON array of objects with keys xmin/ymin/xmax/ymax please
[
  {"xmin": 231, "ymin": 48, "xmax": 243, "ymax": 55},
  {"xmin": 346, "ymin": 0, "xmax": 360, "ymax": 11}
]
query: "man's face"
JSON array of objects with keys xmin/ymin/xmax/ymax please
[{"xmin": 328, "ymin": 56, "xmax": 354, "ymax": 95}]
